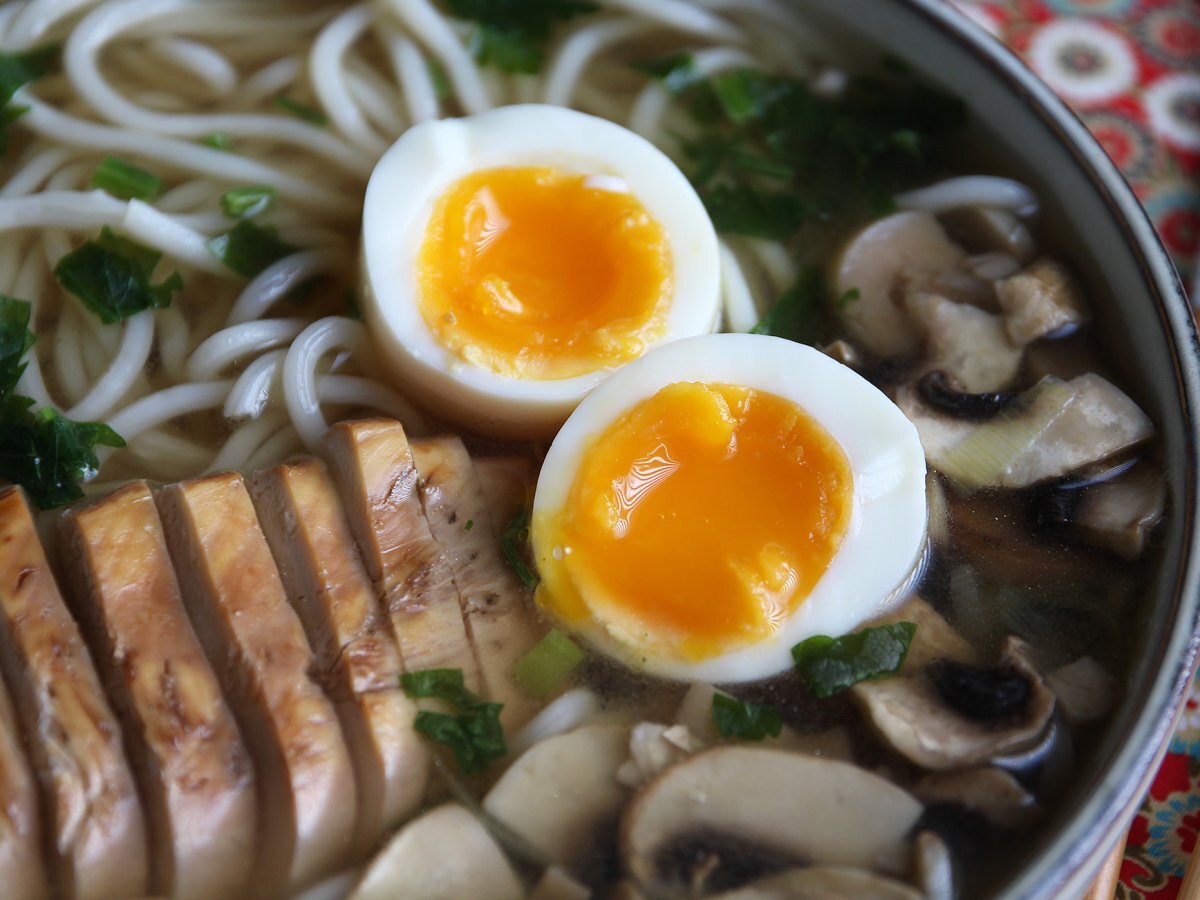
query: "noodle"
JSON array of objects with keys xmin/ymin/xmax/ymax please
[{"xmin": 0, "ymin": 0, "xmax": 1036, "ymax": 499}]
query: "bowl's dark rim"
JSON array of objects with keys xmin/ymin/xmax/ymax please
[{"xmin": 892, "ymin": 1, "xmax": 1200, "ymax": 896}]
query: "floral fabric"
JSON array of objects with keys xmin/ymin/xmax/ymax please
[{"xmin": 948, "ymin": 1, "xmax": 1199, "ymax": 895}]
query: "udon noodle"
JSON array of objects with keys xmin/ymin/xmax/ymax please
[{"xmin": 0, "ymin": 0, "xmax": 1033, "ymax": 495}]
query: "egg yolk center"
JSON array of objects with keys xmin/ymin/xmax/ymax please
[
  {"xmin": 416, "ymin": 166, "xmax": 673, "ymax": 380},
  {"xmin": 539, "ymin": 382, "xmax": 854, "ymax": 660}
]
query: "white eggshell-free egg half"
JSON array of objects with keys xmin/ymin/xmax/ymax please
[
  {"xmin": 360, "ymin": 104, "xmax": 721, "ymax": 437},
  {"xmin": 532, "ymin": 333, "xmax": 929, "ymax": 683}
]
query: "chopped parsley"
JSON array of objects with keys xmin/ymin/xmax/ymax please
[
  {"xmin": 711, "ymin": 692, "xmax": 782, "ymax": 742},
  {"xmin": 207, "ymin": 219, "xmax": 297, "ymax": 277},
  {"xmin": 401, "ymin": 668, "xmax": 506, "ymax": 773},
  {"xmin": 0, "ymin": 45, "xmax": 57, "ymax": 155},
  {"xmin": 274, "ymin": 94, "xmax": 328, "ymax": 126},
  {"xmin": 444, "ymin": 0, "xmax": 598, "ymax": 73},
  {"xmin": 220, "ymin": 185, "xmax": 276, "ymax": 219},
  {"xmin": 792, "ymin": 622, "xmax": 916, "ymax": 698},
  {"xmin": 0, "ymin": 295, "xmax": 125, "ymax": 509},
  {"xmin": 637, "ymin": 58, "xmax": 965, "ymax": 239},
  {"xmin": 54, "ymin": 227, "xmax": 183, "ymax": 324},
  {"xmin": 89, "ymin": 156, "xmax": 163, "ymax": 201},
  {"xmin": 500, "ymin": 506, "xmax": 538, "ymax": 589}
]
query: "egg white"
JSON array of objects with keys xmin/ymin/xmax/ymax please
[
  {"xmin": 531, "ymin": 333, "xmax": 929, "ymax": 683},
  {"xmin": 360, "ymin": 104, "xmax": 721, "ymax": 437}
]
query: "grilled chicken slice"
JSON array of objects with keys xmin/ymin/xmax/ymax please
[
  {"xmin": 474, "ymin": 456, "xmax": 537, "ymax": 543},
  {"xmin": 410, "ymin": 437, "xmax": 545, "ymax": 729},
  {"xmin": 156, "ymin": 472, "xmax": 356, "ymax": 895},
  {"xmin": 251, "ymin": 458, "xmax": 429, "ymax": 855},
  {"xmin": 0, "ymin": 655, "xmax": 46, "ymax": 900},
  {"xmin": 322, "ymin": 419, "xmax": 481, "ymax": 691},
  {"xmin": 60, "ymin": 482, "xmax": 257, "ymax": 900},
  {"xmin": 0, "ymin": 487, "xmax": 146, "ymax": 900}
]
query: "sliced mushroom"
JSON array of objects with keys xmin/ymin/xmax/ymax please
[
  {"xmin": 831, "ymin": 210, "xmax": 966, "ymax": 358},
  {"xmin": 483, "ymin": 724, "xmax": 630, "ymax": 873},
  {"xmin": 774, "ymin": 727, "xmax": 854, "ymax": 763},
  {"xmin": 821, "ymin": 339, "xmax": 862, "ymax": 370},
  {"xmin": 941, "ymin": 206, "xmax": 1036, "ymax": 264},
  {"xmin": 852, "ymin": 637, "xmax": 1054, "ymax": 771},
  {"xmin": 1046, "ymin": 656, "xmax": 1117, "ymax": 724},
  {"xmin": 926, "ymin": 474, "xmax": 951, "ymax": 546},
  {"xmin": 896, "ymin": 373, "xmax": 1154, "ymax": 492},
  {"xmin": 1071, "ymin": 463, "xmax": 1166, "ymax": 560},
  {"xmin": 710, "ymin": 867, "xmax": 922, "ymax": 899},
  {"xmin": 913, "ymin": 767, "xmax": 1040, "ymax": 828},
  {"xmin": 349, "ymin": 803, "xmax": 523, "ymax": 900},
  {"xmin": 996, "ymin": 258, "xmax": 1089, "ymax": 345},
  {"xmin": 914, "ymin": 831, "xmax": 955, "ymax": 900},
  {"xmin": 621, "ymin": 746, "xmax": 924, "ymax": 893},
  {"xmin": 906, "ymin": 292, "xmax": 1023, "ymax": 392}
]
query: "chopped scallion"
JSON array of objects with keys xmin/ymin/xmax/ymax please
[
  {"xmin": 220, "ymin": 185, "xmax": 276, "ymax": 219},
  {"xmin": 513, "ymin": 629, "xmax": 584, "ymax": 698},
  {"xmin": 90, "ymin": 155, "xmax": 163, "ymax": 201},
  {"xmin": 274, "ymin": 94, "xmax": 328, "ymax": 126}
]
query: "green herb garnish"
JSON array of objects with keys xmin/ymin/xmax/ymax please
[
  {"xmin": 89, "ymin": 156, "xmax": 163, "ymax": 201},
  {"xmin": 0, "ymin": 45, "xmax": 58, "ymax": 155},
  {"xmin": 0, "ymin": 295, "xmax": 126, "ymax": 508},
  {"xmin": 220, "ymin": 185, "xmax": 276, "ymax": 219},
  {"xmin": 200, "ymin": 131, "xmax": 233, "ymax": 151},
  {"xmin": 401, "ymin": 668, "xmax": 506, "ymax": 774},
  {"xmin": 427, "ymin": 58, "xmax": 451, "ymax": 101},
  {"xmin": 207, "ymin": 219, "xmax": 297, "ymax": 277},
  {"xmin": 711, "ymin": 692, "xmax": 782, "ymax": 741},
  {"xmin": 514, "ymin": 629, "xmax": 584, "ymax": 698},
  {"xmin": 0, "ymin": 401, "xmax": 125, "ymax": 509},
  {"xmin": 791, "ymin": 622, "xmax": 916, "ymax": 698},
  {"xmin": 638, "ymin": 63, "xmax": 965, "ymax": 239},
  {"xmin": 633, "ymin": 53, "xmax": 701, "ymax": 94},
  {"xmin": 0, "ymin": 295, "xmax": 35, "ymax": 397},
  {"xmin": 750, "ymin": 265, "xmax": 824, "ymax": 345},
  {"xmin": 54, "ymin": 227, "xmax": 183, "ymax": 324},
  {"xmin": 274, "ymin": 94, "xmax": 328, "ymax": 126},
  {"xmin": 501, "ymin": 506, "xmax": 538, "ymax": 589},
  {"xmin": 445, "ymin": 0, "xmax": 598, "ymax": 73}
]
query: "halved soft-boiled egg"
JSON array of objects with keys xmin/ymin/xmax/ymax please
[
  {"xmin": 531, "ymin": 333, "xmax": 928, "ymax": 682},
  {"xmin": 360, "ymin": 104, "xmax": 720, "ymax": 436}
]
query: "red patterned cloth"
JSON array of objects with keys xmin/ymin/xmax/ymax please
[{"xmin": 949, "ymin": 1, "xmax": 1200, "ymax": 896}]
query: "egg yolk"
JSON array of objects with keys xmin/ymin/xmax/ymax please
[
  {"xmin": 536, "ymin": 382, "xmax": 854, "ymax": 660},
  {"xmin": 416, "ymin": 166, "xmax": 673, "ymax": 380}
]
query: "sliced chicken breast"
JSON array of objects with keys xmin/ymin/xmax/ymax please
[
  {"xmin": 61, "ymin": 482, "xmax": 257, "ymax": 900},
  {"xmin": 410, "ymin": 437, "xmax": 545, "ymax": 729},
  {"xmin": 0, "ymin": 487, "xmax": 146, "ymax": 900},
  {"xmin": 0, "ymin": 655, "xmax": 46, "ymax": 900},
  {"xmin": 156, "ymin": 472, "xmax": 356, "ymax": 895},
  {"xmin": 251, "ymin": 458, "xmax": 429, "ymax": 856},
  {"xmin": 322, "ymin": 419, "xmax": 481, "ymax": 691},
  {"xmin": 473, "ymin": 456, "xmax": 537, "ymax": 543}
]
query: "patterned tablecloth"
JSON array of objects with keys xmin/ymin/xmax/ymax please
[{"xmin": 950, "ymin": 1, "xmax": 1199, "ymax": 896}]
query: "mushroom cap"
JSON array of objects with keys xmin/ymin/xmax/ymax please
[
  {"xmin": 620, "ymin": 746, "xmax": 923, "ymax": 893},
  {"xmin": 710, "ymin": 866, "xmax": 923, "ymax": 899},
  {"xmin": 483, "ymin": 724, "xmax": 631, "ymax": 870}
]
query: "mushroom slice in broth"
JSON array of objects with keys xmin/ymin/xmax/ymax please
[
  {"xmin": 621, "ymin": 746, "xmax": 923, "ymax": 895},
  {"xmin": 913, "ymin": 767, "xmax": 1041, "ymax": 829},
  {"xmin": 852, "ymin": 636, "xmax": 1055, "ymax": 771}
]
